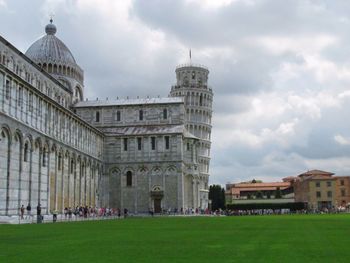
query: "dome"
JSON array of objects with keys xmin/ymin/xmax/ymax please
[{"xmin": 25, "ymin": 20, "xmax": 77, "ymax": 66}]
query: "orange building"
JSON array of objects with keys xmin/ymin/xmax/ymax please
[
  {"xmin": 335, "ymin": 176, "xmax": 350, "ymax": 207},
  {"xmin": 225, "ymin": 180, "xmax": 294, "ymax": 205},
  {"xmin": 293, "ymin": 170, "xmax": 350, "ymax": 209}
]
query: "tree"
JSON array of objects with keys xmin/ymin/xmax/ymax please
[
  {"xmin": 275, "ymin": 187, "xmax": 282, "ymax": 199},
  {"xmin": 256, "ymin": 191, "xmax": 263, "ymax": 199},
  {"xmin": 209, "ymin": 185, "xmax": 226, "ymax": 211},
  {"xmin": 267, "ymin": 192, "xmax": 271, "ymax": 199}
]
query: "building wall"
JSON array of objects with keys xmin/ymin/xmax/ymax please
[
  {"xmin": 0, "ymin": 117, "xmax": 103, "ymax": 215},
  {"xmin": 307, "ymin": 179, "xmax": 336, "ymax": 209},
  {"xmin": 106, "ymin": 163, "xmax": 183, "ymax": 213},
  {"xmin": 336, "ymin": 177, "xmax": 350, "ymax": 207},
  {"xmin": 0, "ymin": 41, "xmax": 103, "ymax": 215},
  {"xmin": 75, "ymin": 102, "xmax": 184, "ymax": 127},
  {"xmin": 75, "ymin": 100, "xmax": 204, "ymax": 211},
  {"xmin": 294, "ymin": 180, "xmax": 310, "ymax": 203}
]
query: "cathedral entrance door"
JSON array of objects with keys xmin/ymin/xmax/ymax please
[{"xmin": 154, "ymin": 199, "xmax": 161, "ymax": 213}]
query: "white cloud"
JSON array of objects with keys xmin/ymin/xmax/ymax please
[
  {"xmin": 4, "ymin": 0, "xmax": 350, "ymax": 185},
  {"xmin": 256, "ymin": 35, "xmax": 337, "ymax": 56},
  {"xmin": 305, "ymin": 156, "xmax": 350, "ymax": 174},
  {"xmin": 185, "ymin": 0, "xmax": 240, "ymax": 9},
  {"xmin": 334, "ymin": 135, "xmax": 350, "ymax": 146},
  {"xmin": 0, "ymin": 0, "xmax": 6, "ymax": 8}
]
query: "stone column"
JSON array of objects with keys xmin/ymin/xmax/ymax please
[{"xmin": 4, "ymin": 131, "xmax": 11, "ymax": 215}]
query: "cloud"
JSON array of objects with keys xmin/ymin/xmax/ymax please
[
  {"xmin": 185, "ymin": 0, "xmax": 238, "ymax": 10},
  {"xmin": 0, "ymin": 0, "xmax": 6, "ymax": 8},
  {"xmin": 334, "ymin": 135, "xmax": 350, "ymax": 146},
  {"xmin": 2, "ymin": 0, "xmax": 350, "ymax": 185}
]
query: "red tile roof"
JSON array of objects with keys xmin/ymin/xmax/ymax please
[
  {"xmin": 297, "ymin": 169, "xmax": 334, "ymax": 177},
  {"xmin": 229, "ymin": 181, "xmax": 291, "ymax": 195}
]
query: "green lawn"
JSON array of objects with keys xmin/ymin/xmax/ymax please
[{"xmin": 1, "ymin": 214, "xmax": 350, "ymax": 263}]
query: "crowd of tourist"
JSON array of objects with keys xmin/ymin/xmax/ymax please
[
  {"xmin": 18, "ymin": 203, "xmax": 350, "ymax": 224},
  {"xmin": 221, "ymin": 206, "xmax": 350, "ymax": 216},
  {"xmin": 57, "ymin": 206, "xmax": 128, "ymax": 220}
]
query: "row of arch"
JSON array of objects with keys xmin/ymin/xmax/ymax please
[
  {"xmin": 0, "ymin": 48, "xmax": 72, "ymax": 108},
  {"xmin": 198, "ymin": 157, "xmax": 210, "ymax": 174},
  {"xmin": 171, "ymin": 90, "xmax": 213, "ymax": 108},
  {"xmin": 107, "ymin": 165, "xmax": 185, "ymax": 212},
  {"xmin": 0, "ymin": 125, "xmax": 103, "ymax": 215},
  {"xmin": 37, "ymin": 62, "xmax": 83, "ymax": 85},
  {"xmin": 176, "ymin": 69, "xmax": 209, "ymax": 86},
  {"xmin": 185, "ymin": 172, "xmax": 208, "ymax": 210},
  {"xmin": 186, "ymin": 124, "xmax": 212, "ymax": 141},
  {"xmin": 186, "ymin": 108, "xmax": 212, "ymax": 125},
  {"xmin": 1, "ymin": 71, "xmax": 103, "ymax": 158},
  {"xmin": 110, "ymin": 165, "xmax": 179, "ymax": 178}
]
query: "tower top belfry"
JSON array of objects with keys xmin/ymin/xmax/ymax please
[{"xmin": 175, "ymin": 63, "xmax": 209, "ymax": 88}]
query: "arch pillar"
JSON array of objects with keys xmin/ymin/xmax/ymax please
[{"xmin": 0, "ymin": 129, "xmax": 11, "ymax": 215}]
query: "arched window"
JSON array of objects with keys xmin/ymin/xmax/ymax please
[
  {"xmin": 96, "ymin": 111, "xmax": 100, "ymax": 122},
  {"xmin": 165, "ymin": 136, "xmax": 170, "ymax": 149},
  {"xmin": 184, "ymin": 77, "xmax": 189, "ymax": 86},
  {"xmin": 70, "ymin": 159, "xmax": 74, "ymax": 174},
  {"xmin": 58, "ymin": 154, "xmax": 62, "ymax": 170},
  {"xmin": 126, "ymin": 171, "xmax": 132, "ymax": 186},
  {"xmin": 137, "ymin": 137, "xmax": 142, "ymax": 150},
  {"xmin": 24, "ymin": 143, "xmax": 29, "ymax": 162},
  {"xmin": 42, "ymin": 150, "xmax": 47, "ymax": 167},
  {"xmin": 139, "ymin": 110, "xmax": 143, "ymax": 121},
  {"xmin": 123, "ymin": 138, "xmax": 128, "ymax": 151},
  {"xmin": 5, "ymin": 79, "xmax": 10, "ymax": 100},
  {"xmin": 163, "ymin": 108, "xmax": 167, "ymax": 119},
  {"xmin": 151, "ymin": 137, "xmax": 156, "ymax": 150}
]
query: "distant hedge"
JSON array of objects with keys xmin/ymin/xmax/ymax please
[{"xmin": 226, "ymin": 202, "xmax": 306, "ymax": 211}]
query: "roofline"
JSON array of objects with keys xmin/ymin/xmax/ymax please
[
  {"xmin": 176, "ymin": 63, "xmax": 209, "ymax": 71},
  {"xmin": 74, "ymin": 99, "xmax": 184, "ymax": 108},
  {"xmin": 0, "ymin": 34, "xmax": 73, "ymax": 94},
  {"xmin": 297, "ymin": 170, "xmax": 334, "ymax": 177}
]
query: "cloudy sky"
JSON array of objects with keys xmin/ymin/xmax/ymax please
[{"xmin": 2, "ymin": 0, "xmax": 350, "ymax": 185}]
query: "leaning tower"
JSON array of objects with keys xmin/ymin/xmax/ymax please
[{"xmin": 170, "ymin": 62, "xmax": 213, "ymax": 209}]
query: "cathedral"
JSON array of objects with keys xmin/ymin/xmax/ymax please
[{"xmin": 0, "ymin": 20, "xmax": 213, "ymax": 215}]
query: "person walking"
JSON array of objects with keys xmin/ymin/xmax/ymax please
[
  {"xmin": 36, "ymin": 203, "xmax": 42, "ymax": 223},
  {"xmin": 26, "ymin": 203, "xmax": 31, "ymax": 219},
  {"xmin": 20, "ymin": 205, "xmax": 25, "ymax": 220},
  {"xmin": 53, "ymin": 209, "xmax": 58, "ymax": 223},
  {"xmin": 124, "ymin": 208, "xmax": 128, "ymax": 218}
]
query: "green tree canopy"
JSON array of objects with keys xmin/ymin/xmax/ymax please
[{"xmin": 209, "ymin": 185, "xmax": 226, "ymax": 211}]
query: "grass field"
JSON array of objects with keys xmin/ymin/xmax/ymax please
[{"xmin": 1, "ymin": 214, "xmax": 350, "ymax": 263}]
